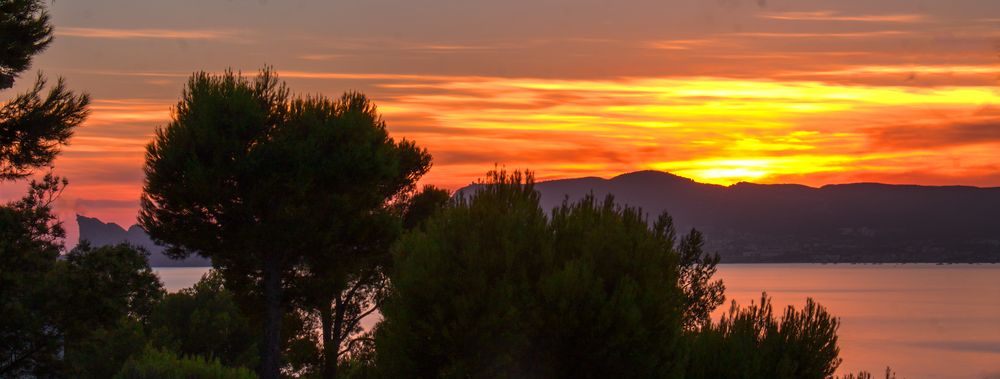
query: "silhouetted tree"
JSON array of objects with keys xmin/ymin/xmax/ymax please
[
  {"xmin": 302, "ymin": 185, "xmax": 448, "ymax": 379},
  {"xmin": 401, "ymin": 185, "xmax": 450, "ymax": 230},
  {"xmin": 0, "ymin": 0, "xmax": 52, "ymax": 90},
  {"xmin": 0, "ymin": 0, "xmax": 90, "ymax": 179},
  {"xmin": 114, "ymin": 347, "xmax": 257, "ymax": 379},
  {"xmin": 1, "ymin": 239, "xmax": 163, "ymax": 377},
  {"xmin": 685, "ymin": 293, "xmax": 841, "ymax": 379},
  {"xmin": 140, "ymin": 68, "xmax": 430, "ymax": 379},
  {"xmin": 376, "ymin": 170, "xmax": 695, "ymax": 378},
  {"xmin": 287, "ymin": 107, "xmax": 432, "ymax": 379},
  {"xmin": 0, "ymin": 2, "xmax": 89, "ymax": 369},
  {"xmin": 837, "ymin": 367, "xmax": 897, "ymax": 379},
  {"xmin": 0, "ymin": 174, "xmax": 65, "ymax": 375},
  {"xmin": 674, "ymin": 226, "xmax": 725, "ymax": 329},
  {"xmin": 148, "ymin": 270, "xmax": 259, "ymax": 369},
  {"xmin": 47, "ymin": 243, "xmax": 165, "ymax": 377}
]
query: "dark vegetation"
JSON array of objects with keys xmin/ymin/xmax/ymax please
[{"xmin": 1, "ymin": 1, "xmax": 897, "ymax": 377}]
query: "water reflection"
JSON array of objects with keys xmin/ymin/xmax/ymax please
[{"xmin": 715, "ymin": 264, "xmax": 1000, "ymax": 379}]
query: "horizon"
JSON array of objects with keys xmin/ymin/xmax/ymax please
[
  {"xmin": 3, "ymin": 2, "xmax": 998, "ymax": 378},
  {"xmin": 76, "ymin": 167, "xmax": 1000, "ymax": 234},
  {"xmin": 2, "ymin": 0, "xmax": 1000, "ymax": 241}
]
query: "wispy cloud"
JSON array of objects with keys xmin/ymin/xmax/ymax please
[
  {"xmin": 298, "ymin": 54, "xmax": 346, "ymax": 61},
  {"xmin": 807, "ymin": 65, "xmax": 1000, "ymax": 76},
  {"xmin": 87, "ymin": 99, "xmax": 173, "ymax": 126},
  {"xmin": 644, "ymin": 39, "xmax": 716, "ymax": 50},
  {"xmin": 731, "ymin": 30, "xmax": 909, "ymax": 38},
  {"xmin": 759, "ymin": 11, "xmax": 928, "ymax": 23},
  {"xmin": 45, "ymin": 70, "xmax": 1000, "ymax": 189},
  {"xmin": 56, "ymin": 27, "xmax": 244, "ymax": 40},
  {"xmin": 867, "ymin": 113, "xmax": 1000, "ymax": 149},
  {"xmin": 367, "ymin": 75, "xmax": 1000, "ymax": 186}
]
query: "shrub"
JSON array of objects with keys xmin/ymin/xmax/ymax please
[
  {"xmin": 113, "ymin": 347, "xmax": 255, "ymax": 379},
  {"xmin": 686, "ymin": 293, "xmax": 841, "ymax": 379}
]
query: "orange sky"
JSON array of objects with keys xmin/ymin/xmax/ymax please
[{"xmin": 1, "ymin": 0, "xmax": 999, "ymax": 243}]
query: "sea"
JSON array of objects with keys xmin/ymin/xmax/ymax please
[{"xmin": 153, "ymin": 264, "xmax": 1000, "ymax": 379}]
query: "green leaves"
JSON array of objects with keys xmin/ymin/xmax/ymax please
[
  {"xmin": 377, "ymin": 169, "xmax": 689, "ymax": 378},
  {"xmin": 0, "ymin": 72, "xmax": 90, "ymax": 180},
  {"xmin": 687, "ymin": 293, "xmax": 842, "ymax": 379},
  {"xmin": 0, "ymin": 0, "xmax": 53, "ymax": 89},
  {"xmin": 114, "ymin": 347, "xmax": 257, "ymax": 379},
  {"xmin": 0, "ymin": 175, "xmax": 66, "ymax": 376},
  {"xmin": 140, "ymin": 68, "xmax": 431, "ymax": 377},
  {"xmin": 377, "ymin": 169, "xmax": 844, "ymax": 378},
  {"xmin": 147, "ymin": 270, "xmax": 259, "ymax": 369},
  {"xmin": 1, "ymin": 0, "xmax": 90, "ymax": 180}
]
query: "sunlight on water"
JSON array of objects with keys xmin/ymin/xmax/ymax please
[{"xmin": 715, "ymin": 264, "xmax": 1000, "ymax": 379}]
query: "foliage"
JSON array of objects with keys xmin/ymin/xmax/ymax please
[
  {"xmin": 0, "ymin": 175, "xmax": 65, "ymax": 376},
  {"xmin": 285, "ymin": 92, "xmax": 432, "ymax": 379},
  {"xmin": 0, "ymin": 0, "xmax": 90, "ymax": 179},
  {"xmin": 0, "ymin": 0, "xmax": 52, "ymax": 89},
  {"xmin": 400, "ymin": 185, "xmax": 450, "ymax": 230},
  {"xmin": 53, "ymin": 243, "xmax": 165, "ymax": 327},
  {"xmin": 114, "ymin": 347, "xmax": 256, "ymax": 379},
  {"xmin": 1, "ymin": 230, "xmax": 164, "ymax": 377},
  {"xmin": 685, "ymin": 293, "xmax": 842, "ymax": 379},
  {"xmin": 376, "ymin": 170, "xmax": 694, "ymax": 378},
  {"xmin": 0, "ymin": 0, "xmax": 90, "ymax": 370},
  {"xmin": 336, "ymin": 332, "xmax": 378, "ymax": 379},
  {"xmin": 0, "ymin": 74, "xmax": 90, "ymax": 179},
  {"xmin": 837, "ymin": 367, "xmax": 897, "ymax": 379},
  {"xmin": 140, "ymin": 68, "xmax": 430, "ymax": 378},
  {"xmin": 674, "ymin": 225, "xmax": 725, "ymax": 329},
  {"xmin": 148, "ymin": 270, "xmax": 259, "ymax": 369},
  {"xmin": 48, "ymin": 243, "xmax": 166, "ymax": 377},
  {"xmin": 62, "ymin": 317, "xmax": 149, "ymax": 379}
]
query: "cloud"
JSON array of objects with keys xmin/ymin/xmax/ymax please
[
  {"xmin": 808, "ymin": 65, "xmax": 1000, "ymax": 76},
  {"xmin": 868, "ymin": 117, "xmax": 1000, "ymax": 149},
  {"xmin": 905, "ymin": 339, "xmax": 1000, "ymax": 354},
  {"xmin": 87, "ymin": 99, "xmax": 173, "ymax": 126},
  {"xmin": 74, "ymin": 198, "xmax": 140, "ymax": 210},
  {"xmin": 730, "ymin": 30, "xmax": 909, "ymax": 39},
  {"xmin": 56, "ymin": 27, "xmax": 243, "ymax": 40},
  {"xmin": 759, "ymin": 11, "xmax": 927, "ymax": 23},
  {"xmin": 298, "ymin": 54, "xmax": 346, "ymax": 61},
  {"xmin": 37, "ymin": 72, "xmax": 1000, "ymax": 199},
  {"xmin": 278, "ymin": 70, "xmax": 490, "ymax": 83},
  {"xmin": 644, "ymin": 39, "xmax": 717, "ymax": 50}
]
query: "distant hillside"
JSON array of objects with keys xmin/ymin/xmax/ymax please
[
  {"xmin": 77, "ymin": 215, "xmax": 211, "ymax": 267},
  {"xmin": 459, "ymin": 171, "xmax": 1000, "ymax": 263}
]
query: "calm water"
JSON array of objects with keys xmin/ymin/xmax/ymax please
[
  {"xmin": 154, "ymin": 267, "xmax": 211, "ymax": 293},
  {"xmin": 154, "ymin": 264, "xmax": 1000, "ymax": 379}
]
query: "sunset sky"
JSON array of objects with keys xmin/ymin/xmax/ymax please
[{"xmin": 2, "ymin": 0, "xmax": 1000, "ymax": 241}]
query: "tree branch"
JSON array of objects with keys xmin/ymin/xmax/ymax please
[{"xmin": 338, "ymin": 336, "xmax": 376, "ymax": 357}]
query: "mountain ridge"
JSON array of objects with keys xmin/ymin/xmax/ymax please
[
  {"xmin": 76, "ymin": 215, "xmax": 211, "ymax": 267},
  {"xmin": 458, "ymin": 171, "xmax": 1000, "ymax": 263}
]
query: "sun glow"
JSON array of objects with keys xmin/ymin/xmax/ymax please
[{"xmin": 376, "ymin": 75, "xmax": 1000, "ymax": 187}]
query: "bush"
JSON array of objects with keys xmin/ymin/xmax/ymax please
[
  {"xmin": 375, "ymin": 170, "xmax": 692, "ymax": 378},
  {"xmin": 837, "ymin": 367, "xmax": 898, "ymax": 379},
  {"xmin": 686, "ymin": 293, "xmax": 841, "ymax": 379},
  {"xmin": 113, "ymin": 347, "xmax": 255, "ymax": 379},
  {"xmin": 148, "ymin": 270, "xmax": 258, "ymax": 369}
]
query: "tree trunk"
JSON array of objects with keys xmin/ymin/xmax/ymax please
[
  {"xmin": 321, "ymin": 295, "xmax": 346, "ymax": 379},
  {"xmin": 260, "ymin": 262, "xmax": 283, "ymax": 379},
  {"xmin": 320, "ymin": 305, "xmax": 335, "ymax": 379}
]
